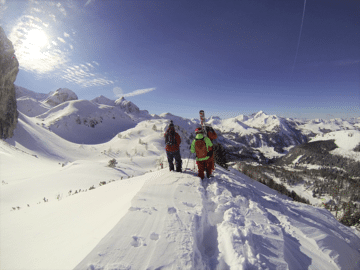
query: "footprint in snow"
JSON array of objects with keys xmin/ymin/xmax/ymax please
[
  {"xmin": 150, "ymin": 232, "xmax": 159, "ymax": 241},
  {"xmin": 182, "ymin": 202, "xmax": 196, "ymax": 208},
  {"xmin": 131, "ymin": 236, "xmax": 146, "ymax": 247},
  {"xmin": 168, "ymin": 207, "xmax": 177, "ymax": 214}
]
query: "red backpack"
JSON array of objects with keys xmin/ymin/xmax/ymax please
[{"xmin": 195, "ymin": 138, "xmax": 208, "ymax": 159}]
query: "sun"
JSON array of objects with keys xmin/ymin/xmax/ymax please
[{"xmin": 26, "ymin": 29, "xmax": 48, "ymax": 48}]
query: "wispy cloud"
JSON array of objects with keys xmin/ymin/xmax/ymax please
[
  {"xmin": 114, "ymin": 87, "xmax": 156, "ymax": 98},
  {"xmin": 61, "ymin": 63, "xmax": 114, "ymax": 88},
  {"xmin": 85, "ymin": 0, "xmax": 94, "ymax": 7}
]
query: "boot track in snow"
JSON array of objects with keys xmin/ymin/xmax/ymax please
[{"xmin": 74, "ymin": 167, "xmax": 360, "ymax": 270}]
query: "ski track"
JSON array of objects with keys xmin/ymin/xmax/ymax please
[{"xmin": 74, "ymin": 167, "xmax": 360, "ymax": 270}]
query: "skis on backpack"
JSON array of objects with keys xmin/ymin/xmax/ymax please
[{"xmin": 199, "ymin": 110, "xmax": 207, "ymax": 137}]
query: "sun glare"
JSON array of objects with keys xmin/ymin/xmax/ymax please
[{"xmin": 26, "ymin": 29, "xmax": 48, "ymax": 48}]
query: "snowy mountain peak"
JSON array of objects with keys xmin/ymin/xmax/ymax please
[
  {"xmin": 91, "ymin": 95, "xmax": 115, "ymax": 106},
  {"xmin": 234, "ymin": 114, "xmax": 249, "ymax": 122},
  {"xmin": 44, "ymin": 88, "xmax": 78, "ymax": 107},
  {"xmin": 115, "ymin": 96, "xmax": 140, "ymax": 114},
  {"xmin": 253, "ymin": 110, "xmax": 267, "ymax": 118}
]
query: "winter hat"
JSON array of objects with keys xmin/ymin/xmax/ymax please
[{"xmin": 169, "ymin": 120, "xmax": 174, "ymax": 127}]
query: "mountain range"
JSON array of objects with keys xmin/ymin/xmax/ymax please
[{"xmin": 15, "ymin": 85, "xmax": 360, "ymax": 164}]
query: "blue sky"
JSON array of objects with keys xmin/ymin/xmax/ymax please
[{"xmin": 1, "ymin": 0, "xmax": 359, "ymax": 120}]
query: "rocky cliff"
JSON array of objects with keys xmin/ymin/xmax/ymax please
[{"xmin": 0, "ymin": 27, "xmax": 19, "ymax": 139}]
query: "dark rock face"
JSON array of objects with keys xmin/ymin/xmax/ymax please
[{"xmin": 0, "ymin": 27, "xmax": 19, "ymax": 139}]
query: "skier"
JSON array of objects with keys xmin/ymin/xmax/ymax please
[
  {"xmin": 204, "ymin": 125, "xmax": 217, "ymax": 175},
  {"xmin": 199, "ymin": 110, "xmax": 218, "ymax": 176},
  {"xmin": 191, "ymin": 127, "xmax": 213, "ymax": 180},
  {"xmin": 164, "ymin": 120, "xmax": 182, "ymax": 172}
]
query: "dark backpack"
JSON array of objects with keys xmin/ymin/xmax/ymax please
[
  {"xmin": 194, "ymin": 137, "xmax": 208, "ymax": 158},
  {"xmin": 165, "ymin": 129, "xmax": 176, "ymax": 146},
  {"xmin": 206, "ymin": 126, "xmax": 217, "ymax": 141}
]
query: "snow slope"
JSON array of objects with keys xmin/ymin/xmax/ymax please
[
  {"xmin": 3, "ymin": 87, "xmax": 360, "ymax": 269},
  {"xmin": 309, "ymin": 130, "xmax": 360, "ymax": 161},
  {"xmin": 1, "ymin": 111, "xmax": 360, "ymax": 270},
  {"xmin": 15, "ymin": 86, "xmax": 156, "ymax": 144},
  {"xmin": 43, "ymin": 88, "xmax": 78, "ymax": 107},
  {"xmin": 35, "ymin": 100, "xmax": 138, "ymax": 144},
  {"xmin": 74, "ymin": 167, "xmax": 360, "ymax": 270}
]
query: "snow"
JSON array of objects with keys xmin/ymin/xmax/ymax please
[
  {"xmin": 16, "ymin": 96, "xmax": 50, "ymax": 117},
  {"xmin": 300, "ymin": 118, "xmax": 356, "ymax": 135},
  {"xmin": 1, "ymin": 92, "xmax": 360, "ymax": 269},
  {"xmin": 43, "ymin": 88, "xmax": 78, "ymax": 107},
  {"xmin": 309, "ymin": 130, "xmax": 360, "ymax": 161}
]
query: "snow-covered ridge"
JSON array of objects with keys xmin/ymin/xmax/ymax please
[
  {"xmin": 43, "ymin": 88, "xmax": 78, "ymax": 107},
  {"xmin": 15, "ymin": 86, "xmax": 154, "ymax": 144}
]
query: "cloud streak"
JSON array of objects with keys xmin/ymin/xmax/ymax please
[{"xmin": 113, "ymin": 87, "xmax": 156, "ymax": 98}]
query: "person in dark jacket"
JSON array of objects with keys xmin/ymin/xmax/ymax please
[{"xmin": 164, "ymin": 120, "xmax": 182, "ymax": 172}]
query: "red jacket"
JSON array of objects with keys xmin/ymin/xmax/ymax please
[
  {"xmin": 164, "ymin": 129, "xmax": 181, "ymax": 152},
  {"xmin": 206, "ymin": 127, "xmax": 217, "ymax": 151}
]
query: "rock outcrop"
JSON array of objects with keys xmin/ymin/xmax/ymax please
[{"xmin": 0, "ymin": 26, "xmax": 19, "ymax": 139}]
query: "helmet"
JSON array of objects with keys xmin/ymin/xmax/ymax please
[
  {"xmin": 169, "ymin": 120, "xmax": 174, "ymax": 127},
  {"xmin": 195, "ymin": 127, "xmax": 203, "ymax": 134}
]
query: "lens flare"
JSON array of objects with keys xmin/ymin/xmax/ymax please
[{"xmin": 26, "ymin": 29, "xmax": 48, "ymax": 48}]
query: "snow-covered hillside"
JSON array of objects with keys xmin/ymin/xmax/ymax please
[
  {"xmin": 300, "ymin": 118, "xmax": 357, "ymax": 135},
  {"xmin": 309, "ymin": 130, "xmax": 360, "ymax": 162},
  {"xmin": 15, "ymin": 86, "xmax": 359, "ymax": 160},
  {"xmin": 14, "ymin": 86, "xmax": 155, "ymax": 144},
  {"xmin": 1, "ymin": 104, "xmax": 360, "ymax": 270}
]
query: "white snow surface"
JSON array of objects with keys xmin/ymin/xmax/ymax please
[
  {"xmin": 43, "ymin": 88, "xmax": 78, "ymax": 107},
  {"xmin": 14, "ymin": 86, "xmax": 156, "ymax": 144},
  {"xmin": 300, "ymin": 118, "xmax": 356, "ymax": 135},
  {"xmin": 1, "ymin": 104, "xmax": 360, "ymax": 270},
  {"xmin": 309, "ymin": 130, "xmax": 360, "ymax": 161}
]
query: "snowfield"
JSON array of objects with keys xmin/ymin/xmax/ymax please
[
  {"xmin": 309, "ymin": 130, "xmax": 360, "ymax": 162},
  {"xmin": 1, "ymin": 88, "xmax": 360, "ymax": 269},
  {"xmin": 1, "ymin": 111, "xmax": 360, "ymax": 270}
]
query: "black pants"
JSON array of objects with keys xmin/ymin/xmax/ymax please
[{"xmin": 166, "ymin": 150, "xmax": 182, "ymax": 172}]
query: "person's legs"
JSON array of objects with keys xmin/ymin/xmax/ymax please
[
  {"xmin": 166, "ymin": 151, "xmax": 175, "ymax": 171},
  {"xmin": 205, "ymin": 159, "xmax": 212, "ymax": 178},
  {"xmin": 197, "ymin": 160, "xmax": 205, "ymax": 180},
  {"xmin": 174, "ymin": 150, "xmax": 182, "ymax": 172}
]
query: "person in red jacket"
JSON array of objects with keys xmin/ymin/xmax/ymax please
[
  {"xmin": 164, "ymin": 120, "xmax": 182, "ymax": 172},
  {"xmin": 205, "ymin": 126, "xmax": 218, "ymax": 174}
]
